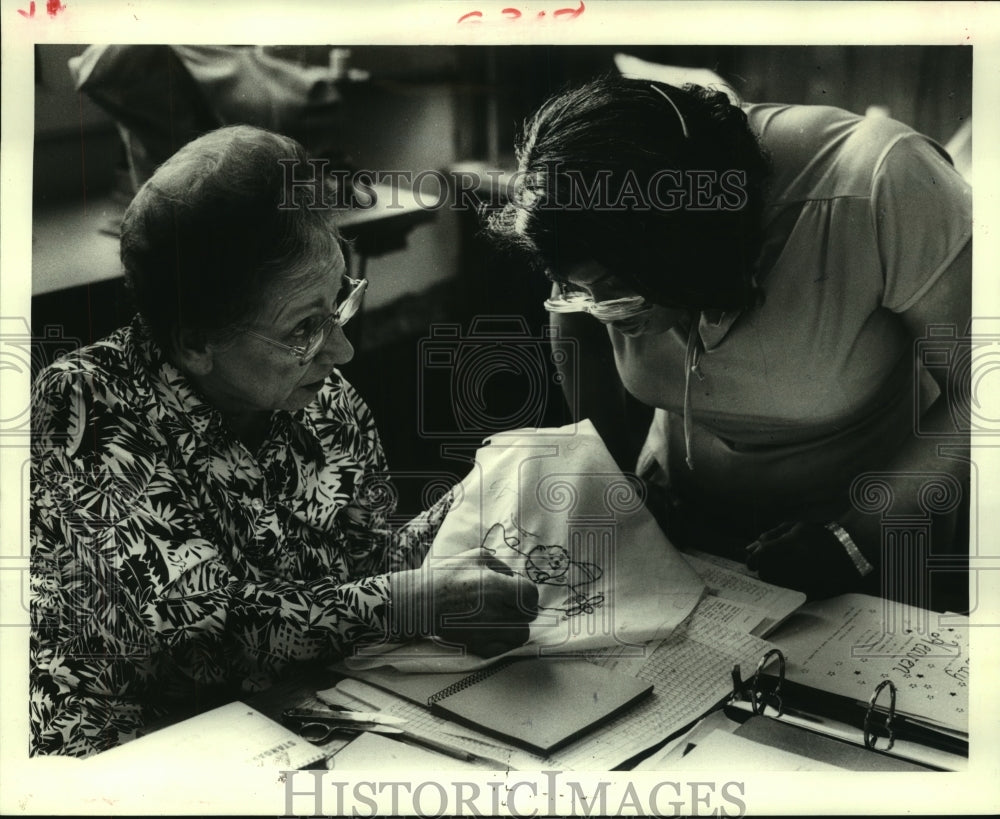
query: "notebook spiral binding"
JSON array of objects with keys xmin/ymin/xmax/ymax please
[{"xmin": 426, "ymin": 658, "xmax": 518, "ymax": 706}]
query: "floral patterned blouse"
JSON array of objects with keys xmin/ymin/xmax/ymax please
[{"xmin": 30, "ymin": 317, "xmax": 449, "ymax": 757}]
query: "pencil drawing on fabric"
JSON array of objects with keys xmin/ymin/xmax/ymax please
[{"xmin": 479, "ymin": 520, "xmax": 605, "ymax": 618}]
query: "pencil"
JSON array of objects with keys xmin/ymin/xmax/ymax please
[{"xmin": 396, "ymin": 730, "xmax": 485, "ymax": 764}]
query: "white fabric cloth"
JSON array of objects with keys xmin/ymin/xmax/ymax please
[{"xmin": 350, "ymin": 420, "xmax": 705, "ymax": 672}]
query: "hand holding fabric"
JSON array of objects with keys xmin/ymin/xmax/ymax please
[{"xmin": 390, "ymin": 549, "xmax": 539, "ymax": 658}]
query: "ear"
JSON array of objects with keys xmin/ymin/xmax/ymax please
[{"xmin": 172, "ymin": 326, "xmax": 215, "ymax": 376}]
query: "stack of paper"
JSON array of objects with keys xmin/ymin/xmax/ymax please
[
  {"xmin": 326, "ymin": 609, "xmax": 776, "ymax": 770},
  {"xmin": 83, "ymin": 701, "xmax": 334, "ymax": 770},
  {"xmin": 772, "ymin": 594, "xmax": 969, "ymax": 736}
]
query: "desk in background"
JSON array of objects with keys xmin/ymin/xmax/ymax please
[
  {"xmin": 32, "ymin": 183, "xmax": 433, "ymax": 297},
  {"xmin": 29, "ymin": 183, "xmax": 435, "ymax": 369}
]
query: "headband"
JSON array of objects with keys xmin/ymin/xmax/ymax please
[{"xmin": 649, "ymin": 83, "xmax": 690, "ymax": 140}]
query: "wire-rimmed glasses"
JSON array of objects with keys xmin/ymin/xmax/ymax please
[
  {"xmin": 543, "ymin": 283, "xmax": 653, "ymax": 323},
  {"xmin": 243, "ymin": 276, "xmax": 368, "ymax": 364}
]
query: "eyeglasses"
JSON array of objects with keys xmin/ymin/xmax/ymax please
[
  {"xmin": 243, "ymin": 276, "xmax": 368, "ymax": 364},
  {"xmin": 543, "ymin": 283, "xmax": 653, "ymax": 323}
]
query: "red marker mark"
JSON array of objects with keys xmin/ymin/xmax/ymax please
[
  {"xmin": 458, "ymin": 2, "xmax": 584, "ymax": 23},
  {"xmin": 553, "ymin": 1, "xmax": 585, "ymax": 19},
  {"xmin": 18, "ymin": 0, "xmax": 65, "ymax": 17}
]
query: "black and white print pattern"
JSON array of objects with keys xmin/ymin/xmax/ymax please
[{"xmin": 30, "ymin": 316, "xmax": 449, "ymax": 756}]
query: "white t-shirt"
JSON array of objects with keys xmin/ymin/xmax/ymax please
[{"xmin": 615, "ymin": 103, "xmax": 971, "ymax": 538}]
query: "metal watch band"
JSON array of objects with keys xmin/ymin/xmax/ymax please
[{"xmin": 825, "ymin": 521, "xmax": 874, "ymax": 577}]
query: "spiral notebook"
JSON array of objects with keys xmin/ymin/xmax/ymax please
[{"xmin": 334, "ymin": 657, "xmax": 653, "ymax": 755}]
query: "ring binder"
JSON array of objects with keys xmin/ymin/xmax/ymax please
[
  {"xmin": 727, "ymin": 645, "xmax": 965, "ymax": 769},
  {"xmin": 864, "ymin": 679, "xmax": 897, "ymax": 751},
  {"xmin": 750, "ymin": 648, "xmax": 785, "ymax": 716},
  {"xmin": 730, "ymin": 648, "xmax": 785, "ymax": 717}
]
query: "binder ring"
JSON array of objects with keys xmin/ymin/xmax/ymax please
[
  {"xmin": 750, "ymin": 648, "xmax": 785, "ymax": 717},
  {"xmin": 864, "ymin": 679, "xmax": 897, "ymax": 751}
]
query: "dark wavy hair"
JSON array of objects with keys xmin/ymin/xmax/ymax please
[
  {"xmin": 487, "ymin": 75, "xmax": 770, "ymax": 310},
  {"xmin": 120, "ymin": 125, "xmax": 342, "ymax": 352}
]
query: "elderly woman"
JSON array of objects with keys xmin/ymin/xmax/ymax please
[
  {"xmin": 30, "ymin": 125, "xmax": 537, "ymax": 757},
  {"xmin": 489, "ymin": 76, "xmax": 971, "ymax": 605}
]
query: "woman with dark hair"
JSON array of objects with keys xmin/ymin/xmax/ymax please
[
  {"xmin": 30, "ymin": 125, "xmax": 537, "ymax": 757},
  {"xmin": 489, "ymin": 76, "xmax": 971, "ymax": 604}
]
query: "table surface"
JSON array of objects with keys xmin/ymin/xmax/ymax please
[{"xmin": 31, "ymin": 183, "xmax": 435, "ymax": 297}]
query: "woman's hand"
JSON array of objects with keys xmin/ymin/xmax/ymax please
[
  {"xmin": 745, "ymin": 521, "xmax": 866, "ymax": 600},
  {"xmin": 390, "ymin": 549, "xmax": 539, "ymax": 658}
]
